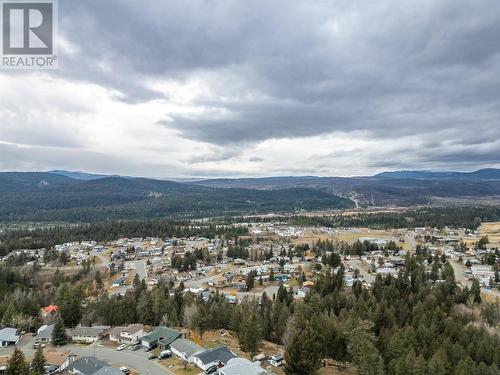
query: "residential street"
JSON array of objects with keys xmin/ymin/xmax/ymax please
[
  {"xmin": 135, "ymin": 259, "xmax": 147, "ymax": 281},
  {"xmin": 0, "ymin": 335, "xmax": 173, "ymax": 375}
]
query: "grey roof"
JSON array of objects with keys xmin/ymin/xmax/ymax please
[
  {"xmin": 142, "ymin": 326, "xmax": 180, "ymax": 346},
  {"xmin": 170, "ymin": 338, "xmax": 204, "ymax": 358},
  {"xmin": 219, "ymin": 358, "xmax": 268, "ymax": 375},
  {"xmin": 72, "ymin": 326, "xmax": 109, "ymax": 338},
  {"xmin": 38, "ymin": 324, "xmax": 54, "ymax": 340},
  {"xmin": 93, "ymin": 367, "xmax": 124, "ymax": 375},
  {"xmin": 107, "ymin": 326, "xmax": 124, "ymax": 337},
  {"xmin": 193, "ymin": 346, "xmax": 237, "ymax": 365},
  {"xmin": 0, "ymin": 328, "xmax": 20, "ymax": 343},
  {"xmin": 122, "ymin": 324, "xmax": 143, "ymax": 334},
  {"xmin": 70, "ymin": 357, "xmax": 107, "ymax": 375}
]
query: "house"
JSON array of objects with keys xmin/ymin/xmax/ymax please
[
  {"xmin": 109, "ymin": 324, "xmax": 144, "ymax": 344},
  {"xmin": 302, "ymin": 280, "xmax": 314, "ymax": 288},
  {"xmin": 170, "ymin": 338, "xmax": 204, "ymax": 362},
  {"xmin": 107, "ymin": 327, "xmax": 123, "ymax": 343},
  {"xmin": 471, "ymin": 264, "xmax": 494, "ymax": 278},
  {"xmin": 140, "ymin": 326, "xmax": 181, "ymax": 350},
  {"xmin": 42, "ymin": 305, "xmax": 60, "ymax": 317},
  {"xmin": 192, "ymin": 346, "xmax": 237, "ymax": 371},
  {"xmin": 219, "ymin": 358, "xmax": 268, "ymax": 375},
  {"xmin": 36, "ymin": 324, "xmax": 54, "ymax": 344},
  {"xmin": 92, "ymin": 368, "xmax": 123, "ymax": 375},
  {"xmin": 44, "ymin": 348, "xmax": 75, "ymax": 373},
  {"xmin": 0, "ymin": 328, "xmax": 20, "ymax": 347},
  {"xmin": 0, "ymin": 356, "xmax": 9, "ymax": 374},
  {"xmin": 294, "ymin": 286, "xmax": 310, "ymax": 299},
  {"xmin": 69, "ymin": 357, "xmax": 108, "ymax": 375},
  {"xmin": 69, "ymin": 357, "xmax": 121, "ymax": 375},
  {"xmin": 111, "ymin": 277, "xmax": 127, "ymax": 287},
  {"xmin": 232, "ymin": 279, "xmax": 248, "ymax": 291},
  {"xmin": 70, "ymin": 326, "xmax": 110, "ymax": 343},
  {"xmin": 269, "ymin": 354, "xmax": 283, "ymax": 367}
]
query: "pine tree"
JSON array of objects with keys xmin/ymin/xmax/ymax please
[
  {"xmin": 471, "ymin": 279, "xmax": 481, "ymax": 303},
  {"xmin": 95, "ymin": 271, "xmax": 103, "ymax": 290},
  {"xmin": 57, "ymin": 284, "xmax": 83, "ymax": 327},
  {"xmin": 238, "ymin": 309, "xmax": 261, "ymax": 355},
  {"xmin": 284, "ymin": 321, "xmax": 322, "ymax": 375},
  {"xmin": 6, "ymin": 348, "xmax": 29, "ymax": 375},
  {"xmin": 31, "ymin": 346, "xmax": 46, "ymax": 375},
  {"xmin": 52, "ymin": 315, "xmax": 67, "ymax": 346},
  {"xmin": 1, "ymin": 303, "xmax": 17, "ymax": 327},
  {"xmin": 347, "ymin": 321, "xmax": 384, "ymax": 375},
  {"xmin": 428, "ymin": 348, "xmax": 447, "ymax": 375}
]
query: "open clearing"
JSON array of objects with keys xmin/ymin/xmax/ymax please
[
  {"xmin": 291, "ymin": 228, "xmax": 406, "ymax": 248},
  {"xmin": 477, "ymin": 222, "xmax": 500, "ymax": 247}
]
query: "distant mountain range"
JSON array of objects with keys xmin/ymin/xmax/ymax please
[
  {"xmin": 0, "ymin": 172, "xmax": 353, "ymax": 222},
  {"xmin": 0, "ymin": 168, "xmax": 499, "ymax": 222},
  {"xmin": 375, "ymin": 168, "xmax": 500, "ymax": 180},
  {"xmin": 193, "ymin": 168, "xmax": 500, "ymax": 205}
]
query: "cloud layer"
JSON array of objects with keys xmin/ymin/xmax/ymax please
[{"xmin": 1, "ymin": 0, "xmax": 500, "ymax": 177}]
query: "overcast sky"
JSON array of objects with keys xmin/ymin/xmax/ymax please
[{"xmin": 1, "ymin": 0, "xmax": 500, "ymax": 178}]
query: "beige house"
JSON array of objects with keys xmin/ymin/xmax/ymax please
[{"xmin": 109, "ymin": 324, "xmax": 144, "ymax": 344}]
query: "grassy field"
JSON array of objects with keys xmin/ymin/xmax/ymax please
[
  {"xmin": 291, "ymin": 228, "xmax": 406, "ymax": 248},
  {"xmin": 477, "ymin": 222, "xmax": 500, "ymax": 247}
]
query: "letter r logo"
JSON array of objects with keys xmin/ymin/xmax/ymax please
[{"xmin": 2, "ymin": 2, "xmax": 53, "ymax": 54}]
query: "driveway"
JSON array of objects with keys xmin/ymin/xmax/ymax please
[
  {"xmin": 67, "ymin": 343, "xmax": 173, "ymax": 375},
  {"xmin": 0, "ymin": 338, "xmax": 173, "ymax": 375}
]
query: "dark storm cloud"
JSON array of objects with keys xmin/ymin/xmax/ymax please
[{"xmin": 11, "ymin": 0, "xmax": 500, "ymax": 172}]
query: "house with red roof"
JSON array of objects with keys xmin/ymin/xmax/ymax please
[{"xmin": 42, "ymin": 305, "xmax": 60, "ymax": 317}]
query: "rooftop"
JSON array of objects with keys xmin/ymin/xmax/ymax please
[
  {"xmin": 170, "ymin": 338, "xmax": 204, "ymax": 358},
  {"xmin": 219, "ymin": 358, "xmax": 268, "ymax": 375},
  {"xmin": 0, "ymin": 328, "xmax": 20, "ymax": 343},
  {"xmin": 142, "ymin": 326, "xmax": 180, "ymax": 346},
  {"xmin": 193, "ymin": 346, "xmax": 237, "ymax": 365}
]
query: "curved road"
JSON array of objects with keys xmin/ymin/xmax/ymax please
[
  {"xmin": 68, "ymin": 343, "xmax": 172, "ymax": 375},
  {"xmin": 0, "ymin": 335, "xmax": 172, "ymax": 375}
]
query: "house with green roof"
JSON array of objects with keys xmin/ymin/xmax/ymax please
[{"xmin": 140, "ymin": 326, "xmax": 181, "ymax": 350}]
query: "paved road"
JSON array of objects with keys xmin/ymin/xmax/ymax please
[
  {"xmin": 350, "ymin": 259, "xmax": 375, "ymax": 284},
  {"xmin": 0, "ymin": 336, "xmax": 172, "ymax": 375},
  {"xmin": 135, "ymin": 259, "xmax": 147, "ymax": 281},
  {"xmin": 450, "ymin": 260, "xmax": 471, "ymax": 287},
  {"xmin": 69, "ymin": 344, "xmax": 172, "ymax": 375}
]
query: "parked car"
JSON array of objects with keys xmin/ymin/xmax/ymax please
[
  {"xmin": 116, "ymin": 344, "xmax": 127, "ymax": 351},
  {"xmin": 159, "ymin": 350, "xmax": 172, "ymax": 359},
  {"xmin": 131, "ymin": 343, "xmax": 141, "ymax": 351},
  {"xmin": 205, "ymin": 365, "xmax": 219, "ymax": 374},
  {"xmin": 148, "ymin": 354, "xmax": 158, "ymax": 360},
  {"xmin": 120, "ymin": 367, "xmax": 130, "ymax": 374}
]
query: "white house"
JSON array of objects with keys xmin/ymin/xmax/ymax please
[
  {"xmin": 219, "ymin": 358, "xmax": 268, "ymax": 375},
  {"xmin": 170, "ymin": 338, "xmax": 205, "ymax": 362},
  {"xmin": 109, "ymin": 324, "xmax": 144, "ymax": 344},
  {"xmin": 471, "ymin": 264, "xmax": 494, "ymax": 278},
  {"xmin": 0, "ymin": 328, "xmax": 20, "ymax": 347},
  {"xmin": 70, "ymin": 326, "xmax": 110, "ymax": 343},
  {"xmin": 192, "ymin": 346, "xmax": 237, "ymax": 371}
]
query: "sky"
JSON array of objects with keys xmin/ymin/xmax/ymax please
[{"xmin": 1, "ymin": 0, "xmax": 500, "ymax": 178}]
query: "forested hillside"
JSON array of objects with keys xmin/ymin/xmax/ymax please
[{"xmin": 0, "ymin": 173, "xmax": 353, "ymax": 222}]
